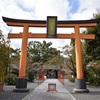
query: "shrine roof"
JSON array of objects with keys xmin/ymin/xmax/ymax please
[{"xmin": 2, "ymin": 16, "xmax": 100, "ymax": 24}]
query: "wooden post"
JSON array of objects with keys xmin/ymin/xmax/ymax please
[
  {"xmin": 75, "ymin": 25, "xmax": 84, "ymax": 79},
  {"xmin": 13, "ymin": 25, "xmax": 29, "ymax": 92},
  {"xmin": 19, "ymin": 25, "xmax": 28, "ymax": 78},
  {"xmin": 73, "ymin": 25, "xmax": 89, "ymax": 93}
]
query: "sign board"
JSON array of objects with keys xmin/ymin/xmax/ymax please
[
  {"xmin": 48, "ymin": 83, "xmax": 56, "ymax": 91},
  {"xmin": 47, "ymin": 16, "xmax": 57, "ymax": 38}
]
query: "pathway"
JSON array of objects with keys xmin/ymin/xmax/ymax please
[{"xmin": 22, "ymin": 79, "xmax": 76, "ymax": 100}]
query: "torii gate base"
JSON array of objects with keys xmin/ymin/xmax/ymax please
[
  {"xmin": 2, "ymin": 16, "xmax": 100, "ymax": 93},
  {"xmin": 13, "ymin": 78, "xmax": 29, "ymax": 92},
  {"xmin": 73, "ymin": 79, "xmax": 89, "ymax": 93}
]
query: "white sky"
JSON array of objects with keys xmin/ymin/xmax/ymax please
[{"xmin": 0, "ymin": 0, "xmax": 100, "ymax": 49}]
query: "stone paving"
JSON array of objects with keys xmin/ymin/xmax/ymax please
[{"xmin": 22, "ymin": 79, "xmax": 76, "ymax": 100}]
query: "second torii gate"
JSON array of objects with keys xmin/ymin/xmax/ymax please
[{"xmin": 2, "ymin": 16, "xmax": 100, "ymax": 92}]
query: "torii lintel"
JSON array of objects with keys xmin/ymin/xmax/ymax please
[
  {"xmin": 2, "ymin": 16, "xmax": 100, "ymax": 27},
  {"xmin": 2, "ymin": 16, "xmax": 98, "ymax": 40},
  {"xmin": 8, "ymin": 33, "xmax": 95, "ymax": 39}
]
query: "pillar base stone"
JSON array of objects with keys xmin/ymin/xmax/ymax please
[
  {"xmin": 73, "ymin": 88, "xmax": 89, "ymax": 93},
  {"xmin": 13, "ymin": 88, "xmax": 29, "ymax": 92},
  {"xmin": 73, "ymin": 78, "xmax": 89, "ymax": 93},
  {"xmin": 13, "ymin": 78, "xmax": 29, "ymax": 92}
]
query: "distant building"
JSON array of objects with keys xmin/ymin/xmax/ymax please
[
  {"xmin": 11, "ymin": 63, "xmax": 19, "ymax": 76},
  {"xmin": 11, "ymin": 62, "xmax": 72, "ymax": 80},
  {"xmin": 43, "ymin": 64, "xmax": 61, "ymax": 78}
]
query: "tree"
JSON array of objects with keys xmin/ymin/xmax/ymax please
[
  {"xmin": 0, "ymin": 30, "xmax": 11, "ymax": 82},
  {"xmin": 27, "ymin": 70, "xmax": 35, "ymax": 82},
  {"xmin": 10, "ymin": 48, "xmax": 20, "ymax": 64},
  {"xmin": 85, "ymin": 10, "xmax": 100, "ymax": 61},
  {"xmin": 47, "ymin": 53, "xmax": 65, "ymax": 69},
  {"xmin": 83, "ymin": 10, "xmax": 100, "ymax": 85},
  {"xmin": 27, "ymin": 40, "xmax": 60, "ymax": 70},
  {"xmin": 62, "ymin": 45, "xmax": 76, "ymax": 77}
]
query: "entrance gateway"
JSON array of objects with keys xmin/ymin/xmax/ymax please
[{"xmin": 2, "ymin": 16, "xmax": 100, "ymax": 92}]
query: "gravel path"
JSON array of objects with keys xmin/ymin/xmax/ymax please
[
  {"xmin": 0, "ymin": 82, "xmax": 39, "ymax": 100},
  {"xmin": 64, "ymin": 79, "xmax": 100, "ymax": 100}
]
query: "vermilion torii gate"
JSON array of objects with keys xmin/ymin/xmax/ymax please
[{"xmin": 2, "ymin": 16, "xmax": 100, "ymax": 92}]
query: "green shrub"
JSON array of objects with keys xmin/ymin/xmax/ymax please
[
  {"xmin": 87, "ymin": 75, "xmax": 100, "ymax": 86},
  {"xmin": 4, "ymin": 73, "xmax": 17, "ymax": 85},
  {"xmin": 27, "ymin": 70, "xmax": 35, "ymax": 82},
  {"xmin": 69, "ymin": 77, "xmax": 75, "ymax": 83}
]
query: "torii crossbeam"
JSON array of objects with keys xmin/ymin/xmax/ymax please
[{"xmin": 2, "ymin": 16, "xmax": 100, "ymax": 92}]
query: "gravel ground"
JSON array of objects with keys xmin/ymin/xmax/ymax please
[
  {"xmin": 0, "ymin": 82, "xmax": 39, "ymax": 100},
  {"xmin": 64, "ymin": 79, "xmax": 100, "ymax": 100}
]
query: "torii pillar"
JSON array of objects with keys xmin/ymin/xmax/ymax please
[
  {"xmin": 2, "ymin": 16, "xmax": 100, "ymax": 92},
  {"xmin": 15, "ymin": 25, "xmax": 29, "ymax": 92},
  {"xmin": 74, "ymin": 25, "xmax": 89, "ymax": 93}
]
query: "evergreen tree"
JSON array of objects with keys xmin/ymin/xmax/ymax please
[
  {"xmin": 27, "ymin": 40, "xmax": 60, "ymax": 69},
  {"xmin": 83, "ymin": 10, "xmax": 100, "ymax": 86},
  {"xmin": 0, "ymin": 30, "xmax": 11, "ymax": 82},
  {"xmin": 85, "ymin": 10, "xmax": 100, "ymax": 61}
]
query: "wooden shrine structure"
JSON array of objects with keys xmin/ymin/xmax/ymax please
[{"xmin": 2, "ymin": 16, "xmax": 100, "ymax": 92}]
